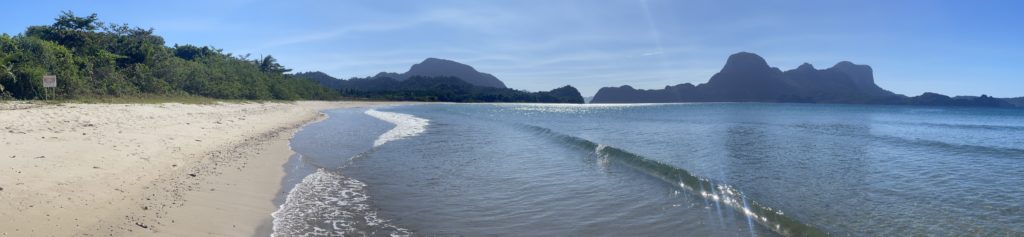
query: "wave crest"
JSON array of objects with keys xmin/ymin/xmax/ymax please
[
  {"xmin": 524, "ymin": 124, "xmax": 828, "ymax": 237},
  {"xmin": 365, "ymin": 109, "xmax": 429, "ymax": 147}
]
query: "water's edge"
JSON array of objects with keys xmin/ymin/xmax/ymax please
[
  {"xmin": 265, "ymin": 108, "xmax": 424, "ymax": 236},
  {"xmin": 255, "ymin": 110, "xmax": 334, "ymax": 237}
]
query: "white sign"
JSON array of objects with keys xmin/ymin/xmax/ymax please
[{"xmin": 42, "ymin": 75, "xmax": 57, "ymax": 88}]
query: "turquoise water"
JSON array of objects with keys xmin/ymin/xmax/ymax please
[{"xmin": 274, "ymin": 103, "xmax": 1024, "ymax": 236}]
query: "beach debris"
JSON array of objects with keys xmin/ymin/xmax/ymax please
[
  {"xmin": 134, "ymin": 222, "xmax": 148, "ymax": 229},
  {"xmin": 188, "ymin": 173, "xmax": 197, "ymax": 177}
]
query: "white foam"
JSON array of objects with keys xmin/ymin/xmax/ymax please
[
  {"xmin": 271, "ymin": 170, "xmax": 411, "ymax": 236},
  {"xmin": 269, "ymin": 109, "xmax": 424, "ymax": 236},
  {"xmin": 365, "ymin": 109, "xmax": 429, "ymax": 147}
]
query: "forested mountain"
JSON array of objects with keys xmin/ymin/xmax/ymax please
[
  {"xmin": 0, "ymin": 11, "xmax": 339, "ymax": 100},
  {"xmin": 1005, "ymin": 97, "xmax": 1024, "ymax": 107},
  {"xmin": 295, "ymin": 71, "xmax": 583, "ymax": 103},
  {"xmin": 373, "ymin": 58, "xmax": 507, "ymax": 88},
  {"xmin": 591, "ymin": 52, "xmax": 1019, "ymax": 108}
]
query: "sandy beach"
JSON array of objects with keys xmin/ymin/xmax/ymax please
[{"xmin": 0, "ymin": 101, "xmax": 411, "ymax": 236}]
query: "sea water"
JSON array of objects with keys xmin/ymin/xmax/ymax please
[{"xmin": 273, "ymin": 103, "xmax": 1024, "ymax": 236}]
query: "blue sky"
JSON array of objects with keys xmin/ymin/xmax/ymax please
[{"xmin": 2, "ymin": 0, "xmax": 1022, "ymax": 97}]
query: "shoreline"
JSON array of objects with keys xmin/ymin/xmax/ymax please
[
  {"xmin": 143, "ymin": 114, "xmax": 319, "ymax": 237},
  {"xmin": 0, "ymin": 101, "xmax": 414, "ymax": 236}
]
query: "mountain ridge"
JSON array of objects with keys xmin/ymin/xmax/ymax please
[
  {"xmin": 372, "ymin": 58, "xmax": 507, "ymax": 88},
  {"xmin": 591, "ymin": 52, "xmax": 1016, "ymax": 108},
  {"xmin": 295, "ymin": 58, "xmax": 583, "ymax": 103}
]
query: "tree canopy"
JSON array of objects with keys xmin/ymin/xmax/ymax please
[{"xmin": 0, "ymin": 11, "xmax": 338, "ymax": 100}]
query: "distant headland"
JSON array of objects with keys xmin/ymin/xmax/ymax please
[
  {"xmin": 296, "ymin": 58, "xmax": 584, "ymax": 103},
  {"xmin": 591, "ymin": 52, "xmax": 1020, "ymax": 108}
]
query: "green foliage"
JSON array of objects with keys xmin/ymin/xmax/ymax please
[
  {"xmin": 52, "ymin": 11, "xmax": 100, "ymax": 31},
  {"xmin": 1, "ymin": 12, "xmax": 339, "ymax": 101},
  {"xmin": 0, "ymin": 34, "xmax": 16, "ymax": 95},
  {"xmin": 257, "ymin": 55, "xmax": 291, "ymax": 74}
]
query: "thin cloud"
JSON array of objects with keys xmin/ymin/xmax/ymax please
[
  {"xmin": 259, "ymin": 21, "xmax": 425, "ymax": 50},
  {"xmin": 641, "ymin": 51, "xmax": 664, "ymax": 56}
]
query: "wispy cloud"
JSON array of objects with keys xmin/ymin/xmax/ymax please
[
  {"xmin": 256, "ymin": 4, "xmax": 527, "ymax": 51},
  {"xmin": 641, "ymin": 51, "xmax": 664, "ymax": 56},
  {"xmin": 259, "ymin": 21, "xmax": 425, "ymax": 50}
]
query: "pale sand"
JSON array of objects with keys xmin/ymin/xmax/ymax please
[{"xmin": 0, "ymin": 101, "xmax": 414, "ymax": 236}]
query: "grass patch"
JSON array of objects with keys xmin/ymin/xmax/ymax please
[{"xmin": 32, "ymin": 94, "xmax": 295, "ymax": 105}]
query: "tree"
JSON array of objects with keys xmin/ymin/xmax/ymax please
[
  {"xmin": 174, "ymin": 44, "xmax": 218, "ymax": 60},
  {"xmin": 0, "ymin": 63, "xmax": 14, "ymax": 96},
  {"xmin": 52, "ymin": 11, "xmax": 100, "ymax": 31},
  {"xmin": 257, "ymin": 55, "xmax": 291, "ymax": 74},
  {"xmin": 0, "ymin": 34, "xmax": 17, "ymax": 96}
]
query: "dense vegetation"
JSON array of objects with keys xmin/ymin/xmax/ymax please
[
  {"xmin": 0, "ymin": 11, "xmax": 338, "ymax": 100},
  {"xmin": 296, "ymin": 71, "xmax": 584, "ymax": 103}
]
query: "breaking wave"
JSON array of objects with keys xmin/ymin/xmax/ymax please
[
  {"xmin": 272, "ymin": 108, "xmax": 431, "ymax": 237},
  {"xmin": 365, "ymin": 109, "xmax": 429, "ymax": 147}
]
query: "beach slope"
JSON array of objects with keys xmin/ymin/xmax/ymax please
[{"xmin": 0, "ymin": 101, "xmax": 408, "ymax": 236}]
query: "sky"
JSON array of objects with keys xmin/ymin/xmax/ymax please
[{"xmin": 2, "ymin": 0, "xmax": 1022, "ymax": 97}]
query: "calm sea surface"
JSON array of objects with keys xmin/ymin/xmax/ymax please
[{"xmin": 272, "ymin": 103, "xmax": 1024, "ymax": 236}]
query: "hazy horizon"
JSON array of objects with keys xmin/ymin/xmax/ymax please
[{"xmin": 2, "ymin": 0, "xmax": 1022, "ymax": 97}]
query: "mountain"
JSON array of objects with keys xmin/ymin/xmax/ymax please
[
  {"xmin": 699, "ymin": 52, "xmax": 792, "ymax": 101},
  {"xmin": 373, "ymin": 58, "xmax": 507, "ymax": 88},
  {"xmin": 544, "ymin": 86, "xmax": 586, "ymax": 103},
  {"xmin": 295, "ymin": 71, "xmax": 583, "ymax": 103},
  {"xmin": 593, "ymin": 52, "xmax": 895, "ymax": 103},
  {"xmin": 592, "ymin": 52, "xmax": 1017, "ymax": 108},
  {"xmin": 1005, "ymin": 97, "xmax": 1024, "ymax": 107},
  {"xmin": 299, "ymin": 71, "xmax": 402, "ymax": 92},
  {"xmin": 906, "ymin": 93, "xmax": 1014, "ymax": 107}
]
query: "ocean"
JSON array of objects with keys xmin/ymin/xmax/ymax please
[{"xmin": 271, "ymin": 103, "xmax": 1024, "ymax": 236}]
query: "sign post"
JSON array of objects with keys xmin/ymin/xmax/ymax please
[{"xmin": 42, "ymin": 75, "xmax": 56, "ymax": 100}]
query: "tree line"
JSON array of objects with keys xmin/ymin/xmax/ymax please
[{"xmin": 0, "ymin": 11, "xmax": 338, "ymax": 100}]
